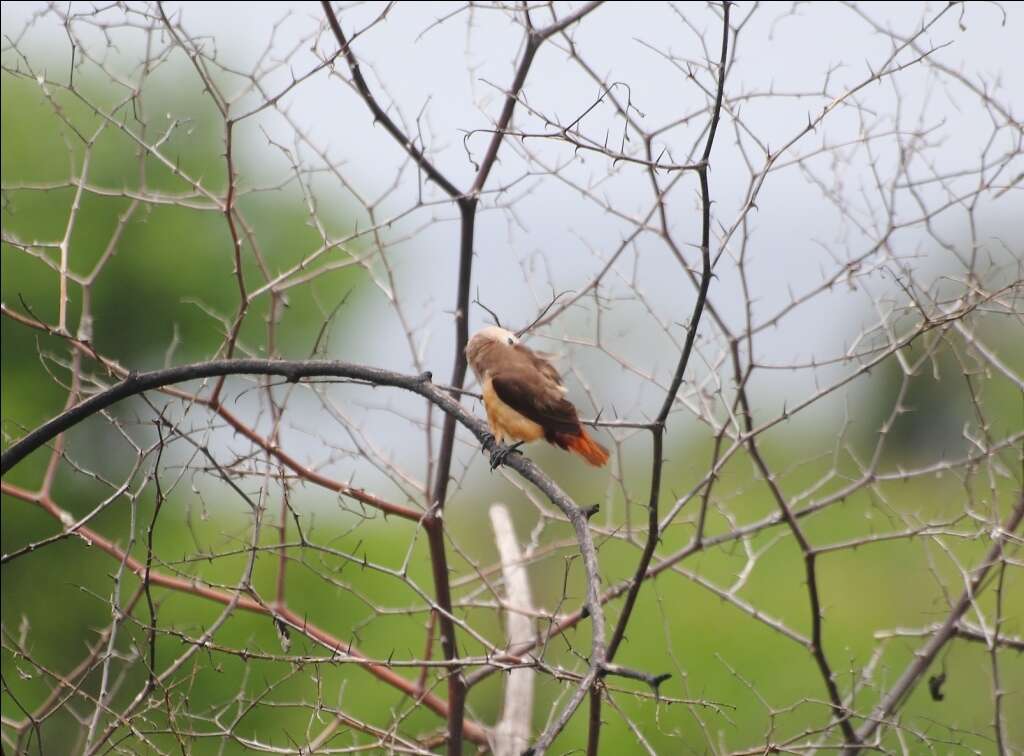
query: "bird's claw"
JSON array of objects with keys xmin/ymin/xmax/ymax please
[
  {"xmin": 480, "ymin": 432, "xmax": 496, "ymax": 453},
  {"xmin": 489, "ymin": 441, "xmax": 524, "ymax": 471}
]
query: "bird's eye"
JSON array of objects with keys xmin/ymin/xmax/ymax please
[{"xmin": 507, "ymin": 337, "xmax": 515, "ymax": 345}]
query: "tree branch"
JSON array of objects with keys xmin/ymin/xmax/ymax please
[
  {"xmin": 0, "ymin": 355, "xmax": 608, "ymax": 750},
  {"xmin": 587, "ymin": 4, "xmax": 729, "ymax": 753},
  {"xmin": 320, "ymin": 1, "xmax": 462, "ymax": 199},
  {"xmin": 846, "ymin": 494, "xmax": 1024, "ymax": 752},
  {"xmin": 0, "ymin": 481, "xmax": 492, "ymax": 745}
]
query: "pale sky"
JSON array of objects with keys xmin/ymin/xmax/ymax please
[{"xmin": 3, "ymin": 2, "xmax": 1021, "ymax": 488}]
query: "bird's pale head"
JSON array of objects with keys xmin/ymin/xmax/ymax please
[
  {"xmin": 471, "ymin": 325, "xmax": 518, "ymax": 347},
  {"xmin": 465, "ymin": 326, "xmax": 519, "ymax": 378}
]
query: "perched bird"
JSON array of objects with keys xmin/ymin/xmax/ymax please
[{"xmin": 465, "ymin": 326, "xmax": 609, "ymax": 469}]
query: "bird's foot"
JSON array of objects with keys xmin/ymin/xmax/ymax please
[
  {"xmin": 489, "ymin": 441, "xmax": 524, "ymax": 471},
  {"xmin": 480, "ymin": 432, "xmax": 496, "ymax": 454}
]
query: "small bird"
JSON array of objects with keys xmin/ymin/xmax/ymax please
[{"xmin": 465, "ymin": 326, "xmax": 609, "ymax": 469}]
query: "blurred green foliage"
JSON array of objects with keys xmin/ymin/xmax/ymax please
[{"xmin": 3, "ymin": 62, "xmax": 1022, "ymax": 756}]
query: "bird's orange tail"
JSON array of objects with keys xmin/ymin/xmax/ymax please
[{"xmin": 559, "ymin": 430, "xmax": 609, "ymax": 467}]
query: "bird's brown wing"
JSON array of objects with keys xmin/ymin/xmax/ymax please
[
  {"xmin": 517, "ymin": 345, "xmax": 564, "ymax": 388},
  {"xmin": 490, "ymin": 367, "xmax": 581, "ymax": 438}
]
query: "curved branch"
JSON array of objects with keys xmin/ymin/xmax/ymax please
[
  {"xmin": 2, "ymin": 359, "xmax": 430, "ymax": 475},
  {"xmin": 0, "ymin": 355, "xmax": 607, "ymax": 750}
]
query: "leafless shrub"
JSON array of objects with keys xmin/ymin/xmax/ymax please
[{"xmin": 2, "ymin": 2, "xmax": 1021, "ymax": 754}]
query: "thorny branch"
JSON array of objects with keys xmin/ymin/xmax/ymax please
[
  {"xmin": 588, "ymin": 4, "xmax": 731, "ymax": 754},
  {"xmin": 2, "ymin": 2, "xmax": 1022, "ymax": 754},
  {"xmin": 320, "ymin": 3, "xmax": 602, "ymax": 751}
]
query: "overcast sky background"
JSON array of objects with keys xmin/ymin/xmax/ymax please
[{"xmin": 3, "ymin": 1, "xmax": 1021, "ymax": 493}]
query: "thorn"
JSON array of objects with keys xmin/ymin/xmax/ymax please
[{"xmin": 651, "ymin": 671, "xmax": 672, "ymax": 693}]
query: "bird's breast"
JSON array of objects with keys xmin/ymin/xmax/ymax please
[{"xmin": 482, "ymin": 376, "xmax": 545, "ymax": 443}]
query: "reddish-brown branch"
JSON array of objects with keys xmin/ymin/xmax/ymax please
[
  {"xmin": 0, "ymin": 481, "xmax": 491, "ymax": 746},
  {"xmin": 210, "ymin": 401, "xmax": 423, "ymax": 520},
  {"xmin": 0, "ymin": 305, "xmax": 422, "ymax": 521}
]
